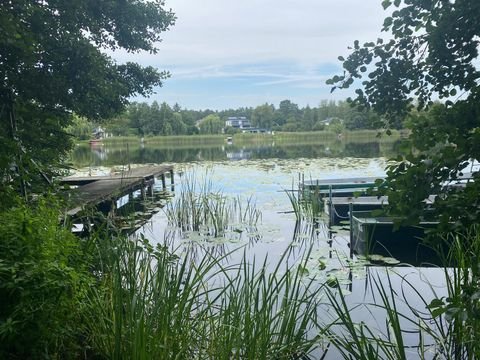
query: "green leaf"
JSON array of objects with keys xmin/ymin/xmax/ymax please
[{"xmin": 382, "ymin": 0, "xmax": 392, "ymax": 9}]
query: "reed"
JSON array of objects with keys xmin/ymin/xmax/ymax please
[
  {"xmin": 83, "ymin": 234, "xmax": 222, "ymax": 358},
  {"xmin": 103, "ymin": 134, "xmax": 225, "ymax": 147},
  {"xmin": 426, "ymin": 227, "xmax": 480, "ymax": 358},
  {"xmin": 322, "ymin": 226, "xmax": 480, "ymax": 359},
  {"xmin": 164, "ymin": 172, "xmax": 261, "ymax": 237},
  {"xmin": 285, "ymin": 187, "xmax": 323, "ymax": 222},
  {"xmin": 323, "ymin": 273, "xmax": 413, "ymax": 360},
  {"xmin": 98, "ymin": 130, "xmax": 403, "ymax": 148},
  {"xmin": 205, "ymin": 247, "xmax": 323, "ymax": 359},
  {"xmin": 82, "ymin": 233, "xmax": 325, "ymax": 359}
]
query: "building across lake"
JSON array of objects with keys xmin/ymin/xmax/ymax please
[
  {"xmin": 225, "ymin": 116, "xmax": 251, "ymax": 129},
  {"xmin": 224, "ymin": 117, "xmax": 271, "ymax": 134}
]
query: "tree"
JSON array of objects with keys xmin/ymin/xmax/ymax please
[
  {"xmin": 302, "ymin": 106, "xmax": 315, "ymax": 131},
  {"xmin": 252, "ymin": 103, "xmax": 274, "ymax": 129},
  {"xmin": 276, "ymin": 99, "xmax": 299, "ymax": 126},
  {"xmin": 198, "ymin": 114, "xmax": 224, "ymax": 134},
  {"xmin": 329, "ymin": 0, "xmax": 480, "ymax": 229},
  {"xmin": 171, "ymin": 112, "xmax": 187, "ymax": 135},
  {"xmin": 0, "ymin": 0, "xmax": 175, "ymax": 200},
  {"xmin": 65, "ymin": 115, "xmax": 94, "ymax": 140}
]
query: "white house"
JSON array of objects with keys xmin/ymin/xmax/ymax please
[{"xmin": 225, "ymin": 116, "xmax": 251, "ymax": 129}]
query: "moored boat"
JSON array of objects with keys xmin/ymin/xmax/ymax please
[{"xmin": 350, "ymin": 210, "xmax": 442, "ymax": 265}]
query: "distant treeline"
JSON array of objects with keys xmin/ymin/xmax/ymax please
[{"xmin": 67, "ymin": 99, "xmax": 395, "ymax": 140}]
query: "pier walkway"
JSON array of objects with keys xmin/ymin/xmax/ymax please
[{"xmin": 61, "ymin": 165, "xmax": 174, "ymax": 216}]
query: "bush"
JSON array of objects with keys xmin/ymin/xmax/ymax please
[{"xmin": 0, "ymin": 198, "xmax": 92, "ymax": 358}]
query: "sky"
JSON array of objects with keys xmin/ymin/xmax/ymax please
[{"xmin": 115, "ymin": 0, "xmax": 389, "ymax": 110}]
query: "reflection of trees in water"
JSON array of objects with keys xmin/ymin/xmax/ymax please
[
  {"xmin": 343, "ymin": 142, "xmax": 380, "ymax": 158},
  {"xmin": 71, "ymin": 140, "xmax": 402, "ymax": 167}
]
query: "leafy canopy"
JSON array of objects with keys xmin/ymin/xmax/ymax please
[
  {"xmin": 0, "ymin": 0, "xmax": 175, "ymax": 201},
  {"xmin": 0, "ymin": 0, "xmax": 175, "ymax": 119},
  {"xmin": 330, "ymin": 0, "xmax": 480, "ymax": 228}
]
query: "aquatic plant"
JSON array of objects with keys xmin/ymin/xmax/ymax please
[
  {"xmin": 83, "ymin": 234, "xmax": 326, "ymax": 359},
  {"xmin": 323, "ymin": 273, "xmax": 414, "ymax": 360},
  {"xmin": 205, "ymin": 247, "xmax": 323, "ymax": 359},
  {"xmin": 164, "ymin": 172, "xmax": 261, "ymax": 238},
  {"xmin": 321, "ymin": 226, "xmax": 480, "ymax": 359},
  {"xmin": 425, "ymin": 227, "xmax": 480, "ymax": 359},
  {"xmin": 285, "ymin": 186, "xmax": 323, "ymax": 223},
  {"xmin": 83, "ymin": 234, "xmax": 220, "ymax": 359}
]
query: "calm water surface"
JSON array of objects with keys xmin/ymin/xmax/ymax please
[{"xmin": 71, "ymin": 140, "xmax": 447, "ymax": 359}]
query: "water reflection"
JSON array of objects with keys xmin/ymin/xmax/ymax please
[{"xmin": 70, "ymin": 139, "xmax": 401, "ymax": 168}]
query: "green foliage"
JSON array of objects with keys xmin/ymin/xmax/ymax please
[
  {"xmin": 252, "ymin": 103, "xmax": 275, "ymax": 129},
  {"xmin": 165, "ymin": 172, "xmax": 261, "ymax": 237},
  {"xmin": 206, "ymin": 250, "xmax": 321, "ymax": 359},
  {"xmin": 83, "ymin": 234, "xmax": 323, "ymax": 359},
  {"xmin": 66, "ymin": 115, "xmax": 94, "ymax": 140},
  {"xmin": 327, "ymin": 118, "xmax": 345, "ymax": 135},
  {"xmin": 426, "ymin": 227, "xmax": 480, "ymax": 358},
  {"xmin": 198, "ymin": 114, "xmax": 224, "ymax": 134},
  {"xmin": 0, "ymin": 198, "xmax": 92, "ymax": 358},
  {"xmin": 285, "ymin": 188, "xmax": 323, "ymax": 223},
  {"xmin": 103, "ymin": 99, "xmax": 386, "ymax": 138},
  {"xmin": 330, "ymin": 0, "xmax": 480, "ymax": 228},
  {"xmin": 1, "ymin": 0, "xmax": 175, "ymax": 119},
  {"xmin": 324, "ymin": 275, "xmax": 409, "ymax": 360},
  {"xmin": 324, "ymin": 226, "xmax": 480, "ymax": 359},
  {"xmin": 84, "ymin": 235, "xmax": 219, "ymax": 359},
  {"xmin": 0, "ymin": 0, "xmax": 175, "ymax": 199}
]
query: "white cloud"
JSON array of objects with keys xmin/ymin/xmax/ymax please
[
  {"xmin": 115, "ymin": 0, "xmax": 389, "ymax": 108},
  {"xmin": 155, "ymin": 0, "xmax": 387, "ymax": 65}
]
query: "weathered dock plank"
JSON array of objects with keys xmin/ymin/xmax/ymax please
[
  {"xmin": 63, "ymin": 165, "xmax": 174, "ymax": 216},
  {"xmin": 61, "ymin": 165, "xmax": 173, "ymax": 186}
]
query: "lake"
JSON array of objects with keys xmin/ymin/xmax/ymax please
[{"xmin": 70, "ymin": 138, "xmax": 448, "ymax": 359}]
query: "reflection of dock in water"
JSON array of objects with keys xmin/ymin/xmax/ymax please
[
  {"xmin": 61, "ymin": 165, "xmax": 174, "ymax": 232},
  {"xmin": 226, "ymin": 149, "xmax": 252, "ymax": 160}
]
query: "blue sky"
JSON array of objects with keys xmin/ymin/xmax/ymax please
[{"xmin": 114, "ymin": 0, "xmax": 389, "ymax": 110}]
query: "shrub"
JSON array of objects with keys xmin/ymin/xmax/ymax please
[{"xmin": 0, "ymin": 198, "xmax": 92, "ymax": 358}]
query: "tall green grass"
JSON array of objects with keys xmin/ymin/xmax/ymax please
[
  {"xmin": 103, "ymin": 134, "xmax": 226, "ymax": 147},
  {"xmin": 205, "ymin": 248, "xmax": 322, "ymax": 359},
  {"xmin": 83, "ymin": 234, "xmax": 326, "ymax": 359},
  {"xmin": 164, "ymin": 172, "xmax": 261, "ymax": 237},
  {"xmin": 84, "ymin": 235, "xmax": 219, "ymax": 358},
  {"xmin": 74, "ymin": 173, "xmax": 480, "ymax": 359},
  {"xmin": 321, "ymin": 226, "xmax": 480, "ymax": 359},
  {"xmin": 99, "ymin": 130, "xmax": 403, "ymax": 148},
  {"xmin": 285, "ymin": 188, "xmax": 323, "ymax": 223}
]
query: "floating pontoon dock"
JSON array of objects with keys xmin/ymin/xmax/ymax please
[
  {"xmin": 325, "ymin": 196, "xmax": 389, "ymax": 225},
  {"xmin": 302, "ymin": 176, "xmax": 384, "ymax": 191}
]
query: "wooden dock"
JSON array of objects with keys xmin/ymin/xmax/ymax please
[{"xmin": 62, "ymin": 165, "xmax": 174, "ymax": 216}]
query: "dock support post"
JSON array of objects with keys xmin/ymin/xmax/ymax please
[
  {"xmin": 161, "ymin": 173, "xmax": 166, "ymax": 190},
  {"xmin": 349, "ymin": 202, "xmax": 354, "ymax": 259},
  {"xmin": 147, "ymin": 182, "xmax": 154, "ymax": 198},
  {"xmin": 141, "ymin": 180, "xmax": 146, "ymax": 200},
  {"xmin": 170, "ymin": 169, "xmax": 174, "ymax": 191},
  {"xmin": 328, "ymin": 185, "xmax": 333, "ymax": 227},
  {"xmin": 109, "ymin": 198, "xmax": 116, "ymax": 218}
]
